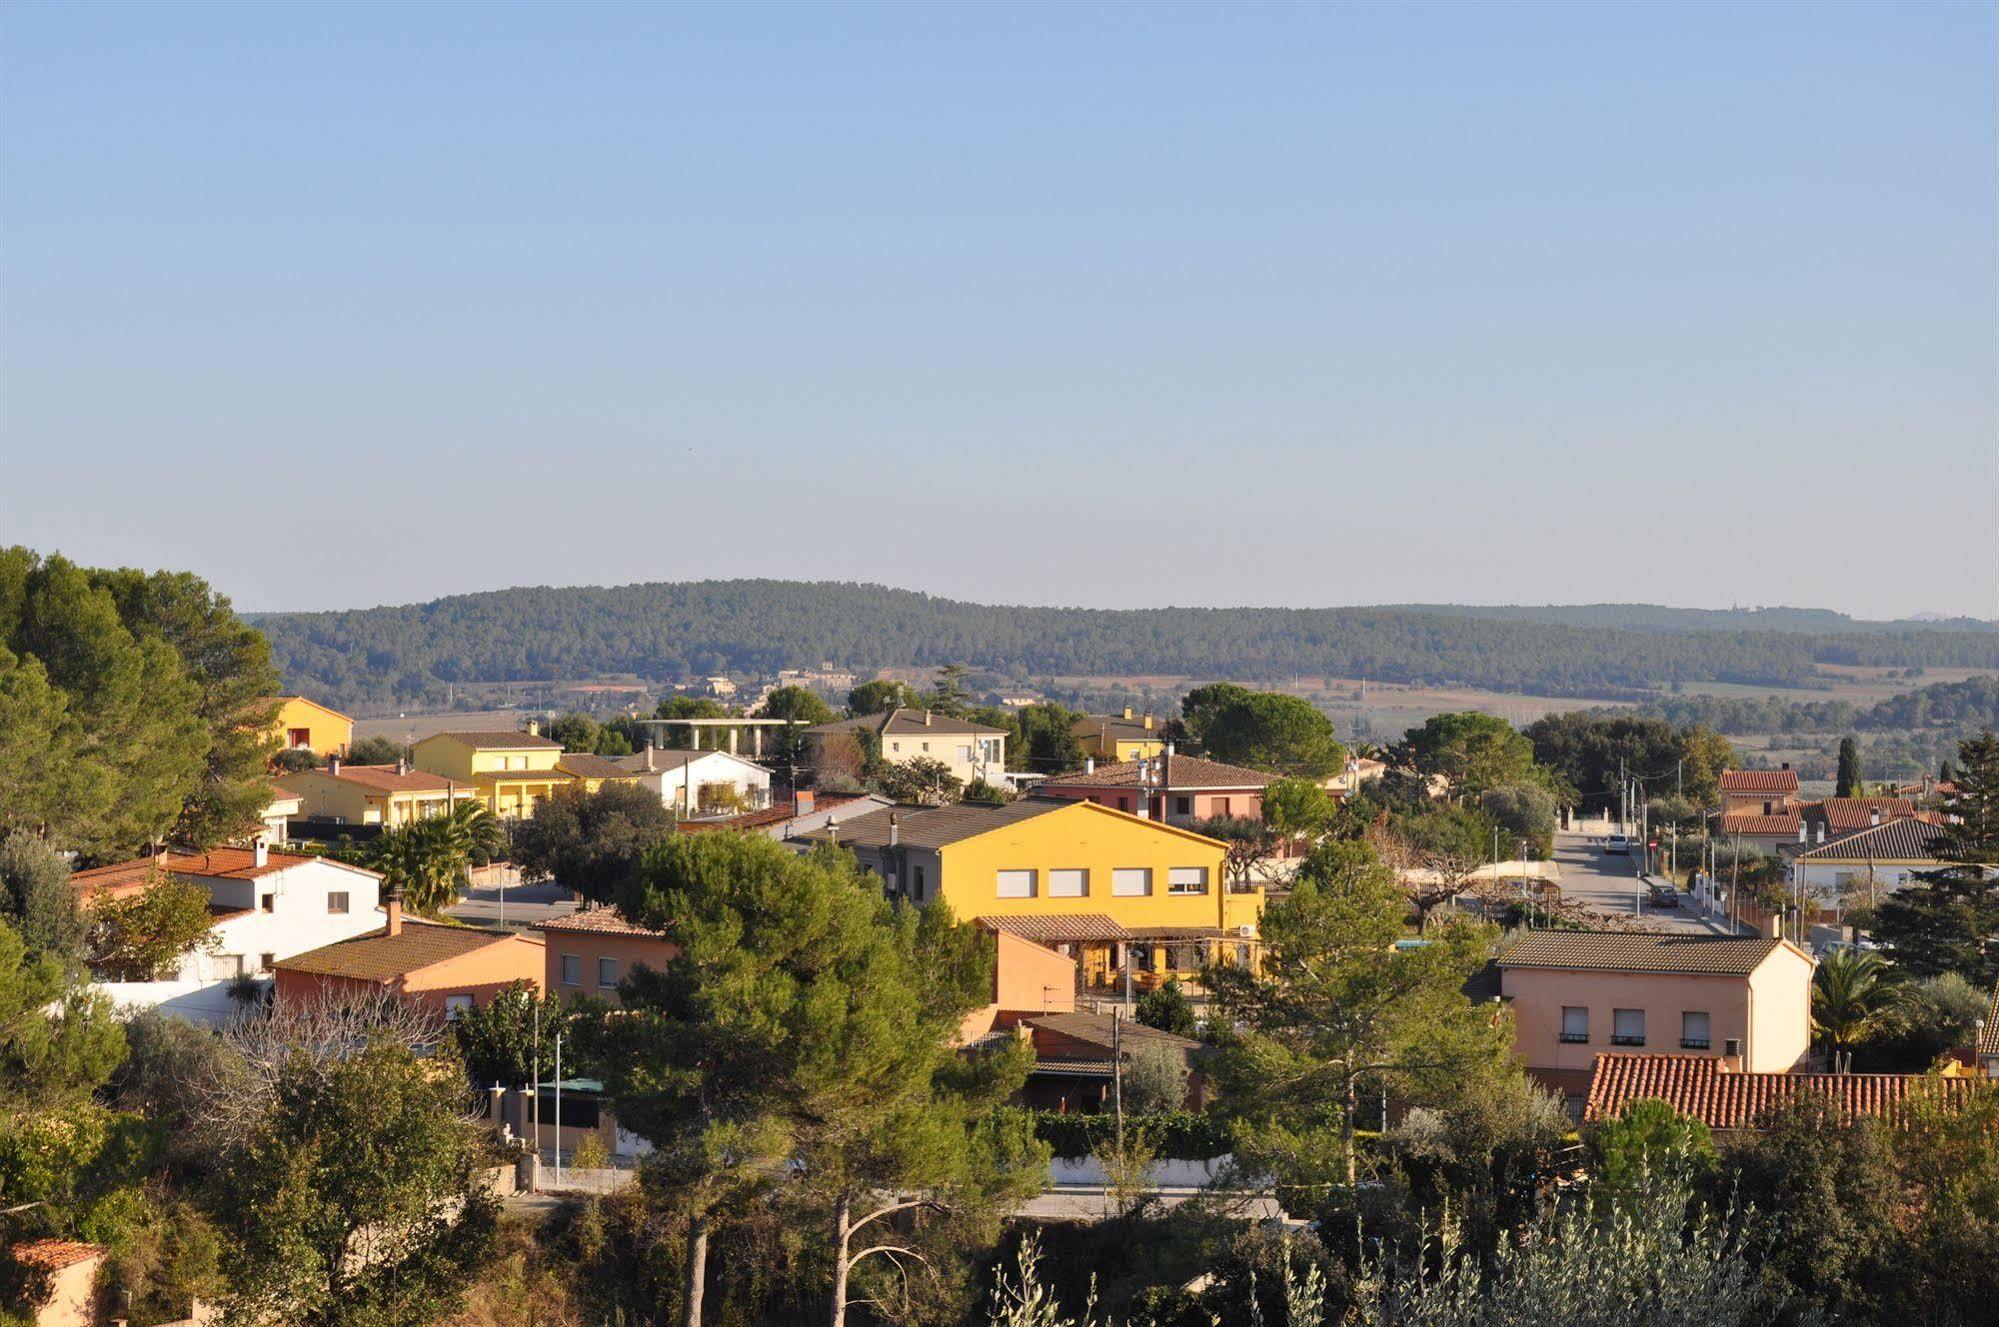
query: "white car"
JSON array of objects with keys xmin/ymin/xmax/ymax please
[{"xmin": 1603, "ymin": 833, "xmax": 1631, "ymax": 855}]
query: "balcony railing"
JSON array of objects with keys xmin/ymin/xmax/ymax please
[
  {"xmin": 1609, "ymin": 1034, "xmax": 1646, "ymax": 1047},
  {"xmin": 1559, "ymin": 1032, "xmax": 1590, "ymax": 1044},
  {"xmin": 1680, "ymin": 1038, "xmax": 1711, "ymax": 1050}
]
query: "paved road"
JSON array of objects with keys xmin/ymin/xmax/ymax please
[
  {"xmin": 1553, "ymin": 828, "xmax": 1738, "ymax": 935},
  {"xmin": 445, "ymin": 879, "xmax": 579, "ymax": 929}
]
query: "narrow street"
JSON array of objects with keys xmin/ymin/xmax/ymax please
[{"xmin": 1552, "ymin": 827, "xmax": 1742, "ymax": 935}]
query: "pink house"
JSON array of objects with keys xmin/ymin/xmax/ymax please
[
  {"xmin": 1038, "ymin": 751, "xmax": 1276, "ymax": 826},
  {"xmin": 1496, "ymin": 925, "xmax": 1814, "ymax": 1108}
]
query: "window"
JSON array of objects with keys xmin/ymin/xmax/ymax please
[
  {"xmin": 1112, "ymin": 868, "xmax": 1152, "ymax": 897},
  {"xmin": 1611, "ymin": 1009, "xmax": 1646, "ymax": 1046},
  {"xmin": 956, "ymin": 745, "xmax": 972, "ymax": 762},
  {"xmin": 259, "ymin": 952, "xmax": 276, "ymax": 972},
  {"xmin": 980, "ymin": 739, "xmax": 1002, "ymax": 765},
  {"xmin": 1216, "ymin": 797, "xmax": 1232, "ymax": 816},
  {"xmin": 260, "ymin": 894, "xmax": 275, "ymax": 913},
  {"xmin": 996, "ymin": 869, "xmax": 1037, "ymax": 899},
  {"xmin": 1560, "ymin": 1007, "xmax": 1589, "ymax": 1043},
  {"xmin": 913, "ymin": 865, "xmax": 927, "ymax": 900},
  {"xmin": 1681, "ymin": 1011, "xmax": 1711, "ymax": 1050},
  {"xmin": 1168, "ymin": 867, "xmax": 1209, "ymax": 895},
  {"xmin": 287, "ymin": 727, "xmax": 311, "ymax": 749},
  {"xmin": 444, "ymin": 994, "xmax": 473, "ymax": 1021},
  {"xmin": 598, "ymin": 957, "xmax": 619, "ymax": 989},
  {"xmin": 1174, "ymin": 796, "xmax": 1192, "ymax": 816},
  {"xmin": 890, "ymin": 742, "xmax": 901, "ymax": 754},
  {"xmin": 327, "ymin": 891, "xmax": 349, "ymax": 915},
  {"xmin": 561, "ymin": 954, "xmax": 582, "ymax": 987},
  {"xmin": 921, "ymin": 742, "xmax": 930, "ymax": 753},
  {"xmin": 1049, "ymin": 869, "xmax": 1088, "ymax": 898}
]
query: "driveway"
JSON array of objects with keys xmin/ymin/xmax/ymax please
[{"xmin": 445, "ymin": 879, "xmax": 579, "ymax": 929}]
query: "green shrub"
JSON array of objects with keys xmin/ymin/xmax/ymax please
[{"xmin": 1028, "ymin": 1110, "xmax": 1231, "ymax": 1160}]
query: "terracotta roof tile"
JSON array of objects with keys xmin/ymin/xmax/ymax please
[
  {"xmin": 556, "ymin": 752, "xmax": 645, "ymax": 781},
  {"xmin": 805, "ymin": 706, "xmax": 1009, "ymax": 738},
  {"xmin": 1720, "ymin": 770, "xmax": 1800, "ymax": 793},
  {"xmin": 1805, "ymin": 797, "xmax": 1918, "ymax": 832},
  {"xmin": 1496, "ymin": 931, "xmax": 1790, "ymax": 976},
  {"xmin": 807, "ymin": 798, "xmax": 1072, "ymax": 851},
  {"xmin": 1584, "ymin": 1052, "xmax": 1984, "ymax": 1129},
  {"xmin": 976, "ymin": 913, "xmax": 1135, "ymax": 943},
  {"xmin": 537, "ymin": 907, "xmax": 669, "ymax": 939},
  {"xmin": 1042, "ymin": 754, "xmax": 1276, "ymax": 791},
  {"xmin": 1070, "ymin": 714, "xmax": 1164, "ymax": 742},
  {"xmin": 1720, "ymin": 812, "xmax": 1803, "ymax": 837},
  {"xmin": 9, "ymin": 1239, "xmax": 105, "ymax": 1271},
  {"xmin": 275, "ymin": 920, "xmax": 532, "ymax": 984},
  {"xmin": 1980, "ymin": 984, "xmax": 1999, "ymax": 1059},
  {"xmin": 283, "ymin": 764, "xmax": 463, "ymax": 794},
  {"xmin": 1022, "ymin": 1011, "xmax": 1202, "ymax": 1053},
  {"xmin": 676, "ymin": 795, "xmax": 866, "ymax": 834},
  {"xmin": 73, "ymin": 847, "xmax": 372, "ymax": 902}
]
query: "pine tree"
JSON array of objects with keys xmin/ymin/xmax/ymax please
[
  {"xmin": 1837, "ymin": 736, "xmax": 1865, "ymax": 798},
  {"xmin": 1872, "ymin": 729, "xmax": 1999, "ymax": 982}
]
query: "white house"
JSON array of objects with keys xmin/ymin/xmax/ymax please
[
  {"xmin": 803, "ymin": 707, "xmax": 1008, "ymax": 789},
  {"xmin": 73, "ymin": 845, "xmax": 386, "ymax": 1024},
  {"xmin": 622, "ymin": 746, "xmax": 773, "ymax": 818},
  {"xmin": 1784, "ymin": 817, "xmax": 1951, "ymax": 913}
]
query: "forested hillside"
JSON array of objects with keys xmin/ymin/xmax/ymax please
[
  {"xmin": 251, "ymin": 580, "xmax": 1999, "ymax": 711},
  {"xmin": 1636, "ymin": 675, "xmax": 1999, "ymax": 736},
  {"xmin": 1378, "ymin": 603, "xmax": 1996, "ymax": 634}
]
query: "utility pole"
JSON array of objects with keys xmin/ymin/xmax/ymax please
[
  {"xmin": 553, "ymin": 1033, "xmax": 565, "ymax": 1184},
  {"xmin": 531, "ymin": 999, "xmax": 540, "ymax": 1169},
  {"xmin": 1111, "ymin": 1007, "xmax": 1125, "ymax": 1159}
]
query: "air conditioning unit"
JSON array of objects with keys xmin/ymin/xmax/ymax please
[{"xmin": 1236, "ymin": 925, "xmax": 1255, "ymax": 939}]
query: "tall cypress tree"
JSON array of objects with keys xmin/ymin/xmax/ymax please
[
  {"xmin": 1836, "ymin": 736, "xmax": 1865, "ymax": 798},
  {"xmin": 1871, "ymin": 729, "xmax": 1999, "ymax": 982}
]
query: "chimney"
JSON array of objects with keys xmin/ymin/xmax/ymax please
[
  {"xmin": 1143, "ymin": 713, "xmax": 1154, "ymax": 731},
  {"xmin": 396, "ymin": 757, "xmax": 409, "ymax": 776},
  {"xmin": 1781, "ymin": 761, "xmax": 1790, "ymax": 771},
  {"xmin": 253, "ymin": 840, "xmax": 269, "ymax": 868},
  {"xmin": 1763, "ymin": 914, "xmax": 1781, "ymax": 941},
  {"xmin": 923, "ymin": 710, "xmax": 932, "ymax": 727},
  {"xmin": 385, "ymin": 885, "xmax": 404, "ymax": 937},
  {"xmin": 1122, "ymin": 707, "xmax": 1134, "ymax": 720},
  {"xmin": 1164, "ymin": 741, "xmax": 1175, "ymax": 758},
  {"xmin": 327, "ymin": 752, "xmax": 341, "ymax": 776},
  {"xmin": 646, "ymin": 746, "xmax": 657, "ymax": 772},
  {"xmin": 1798, "ymin": 823, "xmax": 1808, "ymax": 843},
  {"xmin": 1816, "ymin": 822, "xmax": 1825, "ymax": 844},
  {"xmin": 527, "ymin": 718, "xmax": 540, "ymax": 737},
  {"xmin": 1084, "ymin": 757, "xmax": 1095, "ymax": 775},
  {"xmin": 888, "ymin": 813, "xmax": 900, "ymax": 847}
]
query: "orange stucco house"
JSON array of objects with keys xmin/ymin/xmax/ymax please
[
  {"xmin": 539, "ymin": 907, "xmax": 679, "ymax": 1006},
  {"xmin": 7, "ymin": 1241, "xmax": 104, "ymax": 1327},
  {"xmin": 1497, "ymin": 925, "xmax": 1814, "ymax": 1107},
  {"xmin": 274, "ymin": 895, "xmax": 544, "ymax": 1018}
]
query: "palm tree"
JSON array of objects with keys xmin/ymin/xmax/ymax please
[
  {"xmin": 1812, "ymin": 947, "xmax": 1891, "ymax": 1057},
  {"xmin": 367, "ymin": 800, "xmax": 502, "ymax": 918}
]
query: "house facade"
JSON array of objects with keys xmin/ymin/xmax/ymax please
[
  {"xmin": 1037, "ymin": 751, "xmax": 1275, "ymax": 826},
  {"xmin": 1071, "ymin": 710, "xmax": 1167, "ymax": 763},
  {"xmin": 1717, "ymin": 767, "xmax": 1800, "ymax": 817},
  {"xmin": 810, "ymin": 798, "xmax": 1253, "ymax": 993},
  {"xmin": 411, "ymin": 725, "xmax": 571, "ymax": 818},
  {"xmin": 268, "ymin": 695, "xmax": 353, "ymax": 758},
  {"xmin": 540, "ymin": 907, "xmax": 679, "ymax": 1008},
  {"xmin": 1496, "ymin": 927, "xmax": 1814, "ymax": 1103},
  {"xmin": 279, "ymin": 757, "xmax": 483, "ymax": 828},
  {"xmin": 804, "ymin": 707, "xmax": 1008, "ymax": 788},
  {"xmin": 619, "ymin": 746, "xmax": 773, "ymax": 817},
  {"xmin": 274, "ymin": 896, "xmax": 545, "ymax": 1017},
  {"xmin": 1784, "ymin": 817, "xmax": 1951, "ymax": 911},
  {"xmin": 73, "ymin": 846, "xmax": 386, "ymax": 1023}
]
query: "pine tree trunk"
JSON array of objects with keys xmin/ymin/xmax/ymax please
[
  {"xmin": 829, "ymin": 1192, "xmax": 852, "ymax": 1327},
  {"xmin": 682, "ymin": 1208, "xmax": 709, "ymax": 1327}
]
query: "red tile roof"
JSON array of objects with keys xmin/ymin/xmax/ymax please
[
  {"xmin": 676, "ymin": 795, "xmax": 866, "ymax": 834},
  {"xmin": 1720, "ymin": 812, "xmax": 1803, "ymax": 837},
  {"xmin": 537, "ymin": 907, "xmax": 669, "ymax": 939},
  {"xmin": 275, "ymin": 920, "xmax": 533, "ymax": 983},
  {"xmin": 976, "ymin": 913, "xmax": 1135, "ymax": 943},
  {"xmin": 1584, "ymin": 1053, "xmax": 1985, "ymax": 1129},
  {"xmin": 1042, "ymin": 754, "xmax": 1276, "ymax": 791},
  {"xmin": 282, "ymin": 764, "xmax": 463, "ymax": 794},
  {"xmin": 1793, "ymin": 817, "xmax": 1949, "ymax": 862},
  {"xmin": 1497, "ymin": 931, "xmax": 1791, "ymax": 976},
  {"xmin": 72, "ymin": 847, "xmax": 369, "ymax": 902},
  {"xmin": 1807, "ymin": 797, "xmax": 1918, "ymax": 832},
  {"xmin": 416, "ymin": 729, "xmax": 563, "ymax": 750},
  {"xmin": 1719, "ymin": 769, "xmax": 1799, "ymax": 794},
  {"xmin": 9, "ymin": 1239, "xmax": 105, "ymax": 1271}
]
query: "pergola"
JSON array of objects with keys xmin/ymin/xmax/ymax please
[{"xmin": 635, "ymin": 717, "xmax": 804, "ymax": 758}]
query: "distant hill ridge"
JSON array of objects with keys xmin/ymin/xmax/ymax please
[
  {"xmin": 1375, "ymin": 603, "xmax": 1996, "ymax": 634},
  {"xmin": 249, "ymin": 580, "xmax": 1999, "ymax": 712}
]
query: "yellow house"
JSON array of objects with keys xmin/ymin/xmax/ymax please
[
  {"xmin": 1071, "ymin": 709, "xmax": 1167, "ymax": 763},
  {"xmin": 268, "ymin": 696, "xmax": 353, "ymax": 758},
  {"xmin": 555, "ymin": 752, "xmax": 650, "ymax": 794},
  {"xmin": 278, "ymin": 758, "xmax": 484, "ymax": 828},
  {"xmin": 410, "ymin": 725, "xmax": 571, "ymax": 818},
  {"xmin": 809, "ymin": 797, "xmax": 1257, "ymax": 994}
]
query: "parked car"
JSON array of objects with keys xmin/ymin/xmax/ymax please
[
  {"xmin": 1604, "ymin": 833, "xmax": 1630, "ymax": 855},
  {"xmin": 1648, "ymin": 884, "xmax": 1679, "ymax": 908}
]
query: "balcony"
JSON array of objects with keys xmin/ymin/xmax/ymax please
[
  {"xmin": 1680, "ymin": 1038, "xmax": 1711, "ymax": 1050},
  {"xmin": 1609, "ymin": 1035, "xmax": 1646, "ymax": 1047},
  {"xmin": 1558, "ymin": 1032, "xmax": 1589, "ymax": 1044}
]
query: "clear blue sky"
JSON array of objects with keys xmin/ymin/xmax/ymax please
[{"xmin": 3, "ymin": 2, "xmax": 1993, "ymax": 619}]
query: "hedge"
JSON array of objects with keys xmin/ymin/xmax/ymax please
[{"xmin": 1027, "ymin": 1110, "xmax": 1234, "ymax": 1160}]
